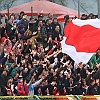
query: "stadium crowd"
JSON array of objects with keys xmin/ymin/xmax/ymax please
[{"xmin": 0, "ymin": 12, "xmax": 100, "ymax": 96}]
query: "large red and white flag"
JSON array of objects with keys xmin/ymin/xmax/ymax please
[{"xmin": 61, "ymin": 19, "xmax": 100, "ymax": 64}]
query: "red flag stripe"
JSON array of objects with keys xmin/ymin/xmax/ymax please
[{"xmin": 64, "ymin": 20, "xmax": 100, "ymax": 53}]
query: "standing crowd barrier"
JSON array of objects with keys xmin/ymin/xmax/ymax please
[{"xmin": 0, "ymin": 95, "xmax": 100, "ymax": 100}]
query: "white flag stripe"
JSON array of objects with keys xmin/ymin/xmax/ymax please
[
  {"xmin": 61, "ymin": 37, "xmax": 94, "ymax": 64},
  {"xmin": 72, "ymin": 19, "xmax": 100, "ymax": 28}
]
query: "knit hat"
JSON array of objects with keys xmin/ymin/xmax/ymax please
[
  {"xmin": 18, "ymin": 24, "xmax": 25, "ymax": 30},
  {"xmin": 1, "ymin": 37, "xmax": 6, "ymax": 43}
]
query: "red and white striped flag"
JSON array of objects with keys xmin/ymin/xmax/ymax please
[{"xmin": 61, "ymin": 19, "xmax": 100, "ymax": 64}]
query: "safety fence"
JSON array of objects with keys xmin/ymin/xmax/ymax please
[{"xmin": 0, "ymin": 95, "xmax": 100, "ymax": 100}]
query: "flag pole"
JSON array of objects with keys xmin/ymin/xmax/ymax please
[
  {"xmin": 98, "ymin": 0, "xmax": 100, "ymax": 19},
  {"xmin": 7, "ymin": 4, "xmax": 10, "ymax": 19},
  {"xmin": 78, "ymin": 0, "xmax": 80, "ymax": 19},
  {"xmin": 31, "ymin": 6, "xmax": 33, "ymax": 18}
]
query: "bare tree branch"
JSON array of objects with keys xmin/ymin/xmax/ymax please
[
  {"xmin": 59, "ymin": 0, "xmax": 66, "ymax": 6},
  {"xmin": 0, "ymin": 0, "xmax": 18, "ymax": 10}
]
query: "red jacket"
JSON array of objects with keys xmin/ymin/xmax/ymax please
[{"xmin": 17, "ymin": 83, "xmax": 29, "ymax": 96}]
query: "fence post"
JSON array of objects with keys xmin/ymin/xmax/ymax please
[
  {"xmin": 74, "ymin": 95, "xmax": 81, "ymax": 100},
  {"xmin": 33, "ymin": 95, "xmax": 40, "ymax": 100}
]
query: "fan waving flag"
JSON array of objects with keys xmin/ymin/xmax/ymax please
[{"xmin": 61, "ymin": 19, "xmax": 100, "ymax": 64}]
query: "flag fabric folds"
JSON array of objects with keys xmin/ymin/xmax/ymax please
[{"xmin": 61, "ymin": 19, "xmax": 100, "ymax": 64}]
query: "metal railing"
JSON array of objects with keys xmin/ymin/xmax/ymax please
[
  {"xmin": 0, "ymin": 95, "xmax": 76, "ymax": 100},
  {"xmin": 0, "ymin": 95, "xmax": 100, "ymax": 100}
]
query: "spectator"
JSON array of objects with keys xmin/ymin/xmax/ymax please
[
  {"xmin": 89, "ymin": 48, "xmax": 100, "ymax": 68},
  {"xmin": 17, "ymin": 14, "xmax": 29, "ymax": 31},
  {"xmin": 2, "ymin": 77, "xmax": 14, "ymax": 96},
  {"xmin": 29, "ymin": 17, "xmax": 36, "ymax": 32},
  {"xmin": 0, "ymin": 13, "xmax": 4, "ymax": 22},
  {"xmin": 82, "ymin": 80, "xmax": 89, "ymax": 94},
  {"xmin": 13, "ymin": 13, "xmax": 20, "ymax": 23},
  {"xmin": 35, "ymin": 14, "xmax": 45, "ymax": 26},
  {"xmin": 18, "ymin": 24, "xmax": 25, "ymax": 39},
  {"xmin": 51, "ymin": 17, "xmax": 61, "ymax": 33},
  {"xmin": 13, "ymin": 72, "xmax": 19, "ymax": 95},
  {"xmin": 19, "ymin": 11, "xmax": 25, "ymax": 20},
  {"xmin": 0, "ymin": 12, "xmax": 100, "ymax": 96},
  {"xmin": 52, "ymin": 25, "xmax": 61, "ymax": 41},
  {"xmin": 10, "ymin": 36, "xmax": 17, "ymax": 47},
  {"xmin": 6, "ymin": 18, "xmax": 14, "ymax": 38},
  {"xmin": 87, "ymin": 79, "xmax": 99, "ymax": 95},
  {"xmin": 64, "ymin": 15, "xmax": 70, "ymax": 27},
  {"xmin": 65, "ymin": 75, "xmax": 76, "ymax": 95},
  {"xmin": 0, "ymin": 21, "xmax": 7, "ymax": 38},
  {"xmin": 47, "ymin": 13, "xmax": 53, "ymax": 21},
  {"xmin": 37, "ymin": 20, "xmax": 47, "ymax": 42},
  {"xmin": 81, "ymin": 14, "xmax": 87, "ymax": 20},
  {"xmin": 45, "ymin": 18, "xmax": 53, "ymax": 37},
  {"xmin": 17, "ymin": 76, "xmax": 29, "ymax": 96}
]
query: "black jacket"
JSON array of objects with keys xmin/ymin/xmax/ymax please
[
  {"xmin": 0, "ymin": 27, "xmax": 6, "ymax": 38},
  {"xmin": 51, "ymin": 22, "xmax": 61, "ymax": 33},
  {"xmin": 6, "ymin": 23, "xmax": 13, "ymax": 38},
  {"xmin": 87, "ymin": 84, "xmax": 99, "ymax": 95},
  {"xmin": 46, "ymin": 24, "xmax": 53, "ymax": 36},
  {"xmin": 29, "ymin": 23, "xmax": 36, "ymax": 32},
  {"xmin": 52, "ymin": 30, "xmax": 60, "ymax": 41},
  {"xmin": 64, "ymin": 78, "xmax": 75, "ymax": 95},
  {"xmin": 93, "ymin": 70, "xmax": 100, "ymax": 79},
  {"xmin": 17, "ymin": 19, "xmax": 29, "ymax": 31}
]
